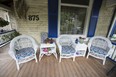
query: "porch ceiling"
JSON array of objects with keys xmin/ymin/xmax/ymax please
[{"xmin": 0, "ymin": 0, "xmax": 13, "ymax": 8}]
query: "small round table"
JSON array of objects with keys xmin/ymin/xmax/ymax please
[
  {"xmin": 39, "ymin": 43, "xmax": 57, "ymax": 61},
  {"xmin": 75, "ymin": 43, "xmax": 87, "ymax": 57}
]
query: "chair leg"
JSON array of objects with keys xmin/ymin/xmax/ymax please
[
  {"xmin": 16, "ymin": 62, "xmax": 20, "ymax": 70},
  {"xmin": 53, "ymin": 53, "xmax": 57, "ymax": 59},
  {"xmin": 39, "ymin": 53, "xmax": 44, "ymax": 61},
  {"xmin": 59, "ymin": 56, "xmax": 61, "ymax": 62},
  {"xmin": 103, "ymin": 58, "xmax": 106, "ymax": 65},
  {"xmin": 73, "ymin": 57, "xmax": 75, "ymax": 61},
  {"xmin": 35, "ymin": 56, "xmax": 38, "ymax": 63},
  {"xmin": 86, "ymin": 54, "xmax": 89, "ymax": 59}
]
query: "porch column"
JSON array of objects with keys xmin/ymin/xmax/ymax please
[{"xmin": 87, "ymin": 0, "xmax": 103, "ymax": 37}]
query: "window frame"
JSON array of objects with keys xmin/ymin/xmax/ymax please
[
  {"xmin": 58, "ymin": 0, "xmax": 94, "ymax": 36},
  {"xmin": 108, "ymin": 13, "xmax": 116, "ymax": 38}
]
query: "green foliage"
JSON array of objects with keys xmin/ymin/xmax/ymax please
[
  {"xmin": 2, "ymin": 35, "xmax": 9, "ymax": 41},
  {"xmin": 0, "ymin": 17, "xmax": 9, "ymax": 27},
  {"xmin": 10, "ymin": 31, "xmax": 21, "ymax": 40},
  {"xmin": 1, "ymin": 30, "xmax": 20, "ymax": 42}
]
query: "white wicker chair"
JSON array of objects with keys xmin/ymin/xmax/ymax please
[
  {"xmin": 9, "ymin": 35, "xmax": 38, "ymax": 70},
  {"xmin": 56, "ymin": 35, "xmax": 76, "ymax": 62},
  {"xmin": 87, "ymin": 36, "xmax": 112, "ymax": 65}
]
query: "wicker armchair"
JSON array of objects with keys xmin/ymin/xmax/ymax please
[
  {"xmin": 56, "ymin": 35, "xmax": 76, "ymax": 62},
  {"xmin": 87, "ymin": 36, "xmax": 112, "ymax": 65},
  {"xmin": 9, "ymin": 35, "xmax": 38, "ymax": 70}
]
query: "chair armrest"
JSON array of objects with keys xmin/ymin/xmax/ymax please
[
  {"xmin": 70, "ymin": 41, "xmax": 77, "ymax": 52},
  {"xmin": 71, "ymin": 43, "xmax": 76, "ymax": 49},
  {"xmin": 56, "ymin": 42, "xmax": 62, "ymax": 54},
  {"xmin": 33, "ymin": 42, "xmax": 39, "ymax": 53},
  {"xmin": 107, "ymin": 46, "xmax": 115, "ymax": 57},
  {"xmin": 87, "ymin": 41, "xmax": 92, "ymax": 52},
  {"xmin": 8, "ymin": 48, "xmax": 16, "ymax": 60}
]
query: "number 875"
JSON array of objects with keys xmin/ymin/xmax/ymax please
[{"xmin": 28, "ymin": 15, "xmax": 39, "ymax": 21}]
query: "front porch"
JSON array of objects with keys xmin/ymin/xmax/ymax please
[
  {"xmin": 0, "ymin": 44, "xmax": 115, "ymax": 77},
  {"xmin": 0, "ymin": 0, "xmax": 116, "ymax": 77}
]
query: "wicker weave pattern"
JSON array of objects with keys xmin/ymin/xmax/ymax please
[{"xmin": 14, "ymin": 38, "xmax": 33, "ymax": 51}]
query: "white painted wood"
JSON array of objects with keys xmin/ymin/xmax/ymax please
[
  {"xmin": 76, "ymin": 43, "xmax": 87, "ymax": 57},
  {"xmin": 87, "ymin": 36, "xmax": 112, "ymax": 65},
  {"xmin": 109, "ymin": 45, "xmax": 116, "ymax": 61},
  {"xmin": 58, "ymin": 0, "xmax": 61, "ymax": 36},
  {"xmin": 8, "ymin": 35, "xmax": 39, "ymax": 70},
  {"xmin": 84, "ymin": 0, "xmax": 94, "ymax": 36},
  {"xmin": 56, "ymin": 35, "xmax": 87, "ymax": 62},
  {"xmin": 39, "ymin": 43, "xmax": 57, "ymax": 61},
  {"xmin": 61, "ymin": 3, "xmax": 88, "ymax": 8},
  {"xmin": 0, "ymin": 10, "xmax": 12, "ymax": 30},
  {"xmin": 108, "ymin": 14, "xmax": 116, "ymax": 38}
]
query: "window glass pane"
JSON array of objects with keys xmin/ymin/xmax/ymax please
[
  {"xmin": 60, "ymin": 6, "xmax": 87, "ymax": 34},
  {"xmin": 61, "ymin": 0, "xmax": 89, "ymax": 5}
]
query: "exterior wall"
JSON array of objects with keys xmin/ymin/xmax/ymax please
[
  {"xmin": 17, "ymin": 0, "xmax": 48, "ymax": 43},
  {"xmin": 95, "ymin": 0, "xmax": 115, "ymax": 36},
  {"xmin": 15, "ymin": 0, "xmax": 115, "ymax": 43}
]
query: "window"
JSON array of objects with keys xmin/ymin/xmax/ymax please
[
  {"xmin": 61, "ymin": 6, "xmax": 86, "ymax": 34},
  {"xmin": 58, "ymin": 0, "xmax": 93, "ymax": 35}
]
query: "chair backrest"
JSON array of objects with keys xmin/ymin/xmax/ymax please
[
  {"xmin": 92, "ymin": 38, "xmax": 108, "ymax": 50},
  {"xmin": 10, "ymin": 35, "xmax": 34, "ymax": 51},
  {"xmin": 89, "ymin": 36, "xmax": 112, "ymax": 52},
  {"xmin": 41, "ymin": 32, "xmax": 48, "ymax": 43},
  {"xmin": 58, "ymin": 35, "xmax": 72, "ymax": 46}
]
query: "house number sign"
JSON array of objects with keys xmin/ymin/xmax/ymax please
[{"xmin": 28, "ymin": 15, "xmax": 39, "ymax": 21}]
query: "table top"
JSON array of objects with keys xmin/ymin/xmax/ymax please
[
  {"xmin": 40, "ymin": 43, "xmax": 56, "ymax": 48},
  {"xmin": 76, "ymin": 43, "xmax": 87, "ymax": 50}
]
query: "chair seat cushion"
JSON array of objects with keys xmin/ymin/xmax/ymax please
[
  {"xmin": 15, "ymin": 47, "xmax": 35, "ymax": 60},
  {"xmin": 90, "ymin": 45, "xmax": 108, "ymax": 56},
  {"xmin": 62, "ymin": 46, "xmax": 75, "ymax": 54}
]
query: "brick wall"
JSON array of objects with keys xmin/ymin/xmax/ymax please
[{"xmin": 95, "ymin": 0, "xmax": 115, "ymax": 36}]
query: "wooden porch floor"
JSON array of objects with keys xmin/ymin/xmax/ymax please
[{"xmin": 0, "ymin": 44, "xmax": 116, "ymax": 77}]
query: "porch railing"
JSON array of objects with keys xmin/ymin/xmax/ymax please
[
  {"xmin": 108, "ymin": 45, "xmax": 116, "ymax": 61},
  {"xmin": 0, "ymin": 30, "xmax": 19, "ymax": 47}
]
